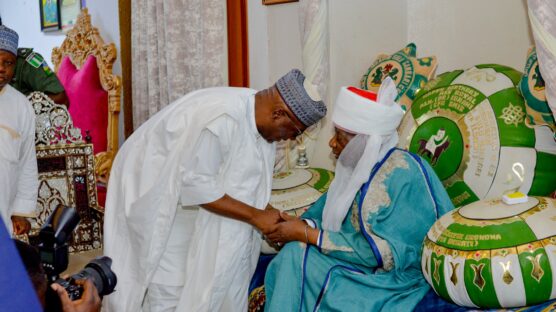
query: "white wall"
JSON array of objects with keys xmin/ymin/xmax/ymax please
[
  {"xmin": 84, "ymin": 0, "xmax": 121, "ymax": 76},
  {"xmin": 267, "ymin": 3, "xmax": 303, "ymax": 83},
  {"xmin": 0, "ymin": 0, "xmax": 66, "ymax": 67},
  {"xmin": 248, "ymin": 0, "xmax": 270, "ymax": 90},
  {"xmin": 85, "ymin": 0, "xmax": 123, "ymax": 142},
  {"xmin": 0, "ymin": 0, "xmax": 122, "ymax": 74},
  {"xmin": 248, "ymin": 1, "xmax": 302, "ymax": 90},
  {"xmin": 316, "ymin": 0, "xmax": 408, "ymax": 170},
  {"xmin": 2, "ymin": 0, "xmax": 123, "ymax": 141},
  {"xmin": 249, "ymin": 0, "xmax": 533, "ymax": 170},
  {"xmin": 407, "ymin": 0, "xmax": 532, "ymax": 74},
  {"xmin": 0, "ymin": 0, "xmax": 121, "ymax": 76}
]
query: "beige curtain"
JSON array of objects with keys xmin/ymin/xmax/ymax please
[{"xmin": 132, "ymin": 0, "xmax": 226, "ymax": 129}]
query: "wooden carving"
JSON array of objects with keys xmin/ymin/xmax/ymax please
[
  {"xmin": 52, "ymin": 8, "xmax": 121, "ymax": 184},
  {"xmin": 30, "ymin": 92, "xmax": 83, "ymax": 146}
]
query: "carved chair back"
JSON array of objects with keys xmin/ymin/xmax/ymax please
[{"xmin": 24, "ymin": 92, "xmax": 103, "ymax": 252}]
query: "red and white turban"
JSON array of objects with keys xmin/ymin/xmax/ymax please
[
  {"xmin": 322, "ymin": 77, "xmax": 404, "ymax": 231},
  {"xmin": 332, "ymin": 77, "xmax": 403, "ymax": 135}
]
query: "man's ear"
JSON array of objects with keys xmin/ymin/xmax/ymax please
[{"xmin": 271, "ymin": 107, "xmax": 286, "ymax": 121}]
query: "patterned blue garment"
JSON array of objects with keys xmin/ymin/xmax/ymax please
[{"xmin": 265, "ymin": 148, "xmax": 455, "ymax": 312}]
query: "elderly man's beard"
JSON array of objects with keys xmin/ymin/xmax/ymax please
[
  {"xmin": 336, "ymin": 134, "xmax": 368, "ymax": 169},
  {"xmin": 322, "ymin": 132, "xmax": 399, "ymax": 231}
]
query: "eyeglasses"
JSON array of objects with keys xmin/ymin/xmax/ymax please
[{"xmin": 284, "ymin": 112, "xmax": 304, "ymax": 139}]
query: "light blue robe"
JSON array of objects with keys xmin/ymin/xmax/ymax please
[{"xmin": 265, "ymin": 148, "xmax": 455, "ymax": 312}]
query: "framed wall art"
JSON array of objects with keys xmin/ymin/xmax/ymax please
[
  {"xmin": 39, "ymin": 0, "xmax": 61, "ymax": 31},
  {"xmin": 262, "ymin": 0, "xmax": 299, "ymax": 5},
  {"xmin": 60, "ymin": 0, "xmax": 82, "ymax": 31}
]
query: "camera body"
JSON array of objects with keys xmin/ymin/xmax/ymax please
[
  {"xmin": 38, "ymin": 205, "xmax": 78, "ymax": 283},
  {"xmin": 54, "ymin": 278, "xmax": 84, "ymax": 301},
  {"xmin": 55, "ymin": 256, "xmax": 117, "ymax": 301},
  {"xmin": 38, "ymin": 205, "xmax": 116, "ymax": 302}
]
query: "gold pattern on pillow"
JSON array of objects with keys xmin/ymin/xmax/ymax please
[
  {"xmin": 518, "ymin": 47, "xmax": 556, "ymax": 136},
  {"xmin": 360, "ymin": 43, "xmax": 437, "ymax": 111}
]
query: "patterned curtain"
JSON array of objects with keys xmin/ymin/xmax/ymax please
[
  {"xmin": 131, "ymin": 0, "xmax": 226, "ymax": 129},
  {"xmin": 275, "ymin": 0, "xmax": 330, "ymax": 171},
  {"xmin": 528, "ymin": 0, "xmax": 556, "ymax": 120}
]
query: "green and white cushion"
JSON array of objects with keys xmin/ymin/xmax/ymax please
[
  {"xmin": 360, "ymin": 43, "xmax": 437, "ymax": 111},
  {"xmin": 518, "ymin": 47, "xmax": 556, "ymax": 137},
  {"xmin": 422, "ymin": 197, "xmax": 556, "ymax": 308},
  {"xmin": 398, "ymin": 64, "xmax": 556, "ymax": 207}
]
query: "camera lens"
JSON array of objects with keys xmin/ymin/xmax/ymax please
[{"xmin": 71, "ymin": 256, "xmax": 117, "ymax": 297}]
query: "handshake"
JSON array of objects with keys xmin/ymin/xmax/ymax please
[{"xmin": 252, "ymin": 205, "xmax": 313, "ymax": 249}]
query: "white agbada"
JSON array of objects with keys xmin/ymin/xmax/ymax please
[
  {"xmin": 0, "ymin": 85, "xmax": 38, "ymax": 234},
  {"xmin": 103, "ymin": 87, "xmax": 276, "ymax": 312}
]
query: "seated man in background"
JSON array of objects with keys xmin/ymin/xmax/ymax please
[
  {"xmin": 0, "ymin": 24, "xmax": 38, "ymax": 236},
  {"xmin": 265, "ymin": 78, "xmax": 455, "ymax": 312},
  {"xmin": 0, "ymin": 19, "xmax": 68, "ymax": 106},
  {"xmin": 103, "ymin": 69, "xmax": 327, "ymax": 312},
  {"xmin": 11, "ymin": 46, "xmax": 68, "ymax": 106}
]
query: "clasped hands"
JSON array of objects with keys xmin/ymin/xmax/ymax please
[{"xmin": 254, "ymin": 204, "xmax": 309, "ymax": 249}]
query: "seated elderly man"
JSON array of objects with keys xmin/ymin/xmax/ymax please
[{"xmin": 265, "ymin": 78, "xmax": 455, "ymax": 312}]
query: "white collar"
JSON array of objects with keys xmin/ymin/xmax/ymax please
[{"xmin": 247, "ymin": 95, "xmax": 262, "ymax": 140}]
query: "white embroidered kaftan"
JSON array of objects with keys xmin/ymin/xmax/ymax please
[
  {"xmin": 0, "ymin": 85, "xmax": 37, "ymax": 234},
  {"xmin": 103, "ymin": 87, "xmax": 275, "ymax": 312}
]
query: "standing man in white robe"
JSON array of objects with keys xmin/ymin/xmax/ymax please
[
  {"xmin": 103, "ymin": 69, "xmax": 327, "ymax": 312},
  {"xmin": 0, "ymin": 25, "xmax": 37, "ymax": 236}
]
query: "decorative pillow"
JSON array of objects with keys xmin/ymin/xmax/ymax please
[
  {"xmin": 518, "ymin": 47, "xmax": 556, "ymax": 136},
  {"xmin": 397, "ymin": 64, "xmax": 556, "ymax": 207},
  {"xmin": 360, "ymin": 43, "xmax": 437, "ymax": 111},
  {"xmin": 57, "ymin": 55, "xmax": 108, "ymax": 154},
  {"xmin": 422, "ymin": 197, "xmax": 556, "ymax": 309}
]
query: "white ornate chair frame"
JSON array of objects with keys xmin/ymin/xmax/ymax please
[{"xmin": 26, "ymin": 92, "xmax": 102, "ymax": 252}]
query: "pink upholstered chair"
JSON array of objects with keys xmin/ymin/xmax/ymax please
[{"xmin": 52, "ymin": 8, "xmax": 121, "ymax": 208}]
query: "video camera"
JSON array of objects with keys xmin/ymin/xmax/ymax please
[{"xmin": 38, "ymin": 205, "xmax": 117, "ymax": 302}]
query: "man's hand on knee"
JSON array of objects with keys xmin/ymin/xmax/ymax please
[{"xmin": 11, "ymin": 216, "xmax": 31, "ymax": 235}]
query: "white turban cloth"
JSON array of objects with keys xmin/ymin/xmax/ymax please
[{"xmin": 322, "ymin": 77, "xmax": 404, "ymax": 231}]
